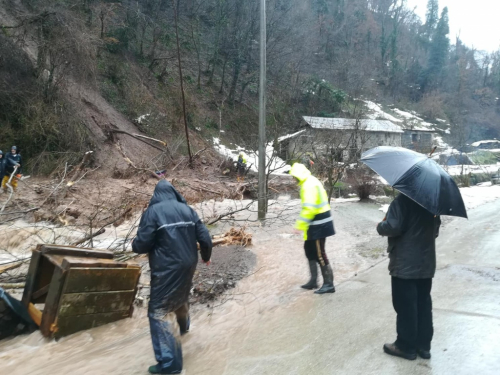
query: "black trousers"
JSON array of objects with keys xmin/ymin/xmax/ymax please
[
  {"xmin": 391, "ymin": 277, "xmax": 433, "ymax": 352},
  {"xmin": 304, "ymin": 238, "xmax": 329, "ymax": 266}
]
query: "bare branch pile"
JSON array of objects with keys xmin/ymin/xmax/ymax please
[{"xmin": 212, "ymin": 227, "xmax": 252, "ymax": 247}]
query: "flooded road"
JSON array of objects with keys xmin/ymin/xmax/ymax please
[{"xmin": 0, "ymin": 198, "xmax": 389, "ymax": 374}]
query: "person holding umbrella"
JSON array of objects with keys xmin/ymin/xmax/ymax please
[
  {"xmin": 361, "ymin": 146, "xmax": 467, "ymax": 361},
  {"xmin": 377, "ymin": 194, "xmax": 441, "ymax": 360}
]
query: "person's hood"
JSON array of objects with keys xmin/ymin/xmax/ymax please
[
  {"xmin": 288, "ymin": 163, "xmax": 311, "ymax": 183},
  {"xmin": 149, "ymin": 180, "xmax": 187, "ymax": 206}
]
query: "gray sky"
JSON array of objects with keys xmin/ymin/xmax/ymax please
[{"xmin": 406, "ymin": 0, "xmax": 500, "ymax": 52}]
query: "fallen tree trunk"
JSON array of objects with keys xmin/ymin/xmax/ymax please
[
  {"xmin": 109, "ymin": 129, "xmax": 167, "ymax": 153},
  {"xmin": 0, "ymin": 283, "xmax": 25, "ymax": 289},
  {"xmin": 0, "ymin": 261, "xmax": 24, "ymax": 275},
  {"xmin": 72, "ymin": 228, "xmax": 106, "ymax": 246},
  {"xmin": 92, "ymin": 115, "xmax": 172, "ymax": 158},
  {"xmin": 133, "ymin": 134, "xmax": 168, "ymax": 147}
]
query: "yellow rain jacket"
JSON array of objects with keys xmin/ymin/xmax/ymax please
[
  {"xmin": 289, "ymin": 163, "xmax": 335, "ymax": 240},
  {"xmin": 238, "ymin": 152, "xmax": 247, "ymax": 164}
]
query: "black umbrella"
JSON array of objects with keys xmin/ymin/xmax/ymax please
[{"xmin": 360, "ymin": 146, "xmax": 467, "ymax": 218}]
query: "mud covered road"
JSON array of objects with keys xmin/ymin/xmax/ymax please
[{"xmin": 3, "ymin": 197, "xmax": 498, "ymax": 374}]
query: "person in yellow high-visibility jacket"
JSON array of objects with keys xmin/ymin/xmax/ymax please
[
  {"xmin": 236, "ymin": 152, "xmax": 248, "ymax": 182},
  {"xmin": 289, "ymin": 163, "xmax": 336, "ymax": 294}
]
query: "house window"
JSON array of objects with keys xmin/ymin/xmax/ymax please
[{"xmin": 412, "ymin": 133, "xmax": 419, "ymax": 143}]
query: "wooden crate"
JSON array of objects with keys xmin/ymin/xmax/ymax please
[{"xmin": 22, "ymin": 244, "xmax": 141, "ymax": 339}]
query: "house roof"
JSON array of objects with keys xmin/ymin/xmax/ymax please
[
  {"xmin": 403, "ymin": 127, "xmax": 435, "ymax": 133},
  {"xmin": 303, "ymin": 116, "xmax": 404, "ymax": 133}
]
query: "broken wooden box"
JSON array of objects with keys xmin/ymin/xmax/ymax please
[{"xmin": 22, "ymin": 244, "xmax": 141, "ymax": 339}]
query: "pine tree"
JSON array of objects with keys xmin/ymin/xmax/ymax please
[
  {"xmin": 424, "ymin": 0, "xmax": 439, "ymax": 39},
  {"xmin": 422, "ymin": 6, "xmax": 450, "ymax": 90}
]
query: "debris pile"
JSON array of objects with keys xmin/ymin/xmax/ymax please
[{"xmin": 212, "ymin": 227, "xmax": 252, "ymax": 247}]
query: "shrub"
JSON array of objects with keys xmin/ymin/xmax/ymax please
[{"xmin": 346, "ymin": 167, "xmax": 377, "ymax": 200}]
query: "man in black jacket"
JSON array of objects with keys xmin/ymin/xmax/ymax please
[
  {"xmin": 133, "ymin": 180, "xmax": 212, "ymax": 375},
  {"xmin": 377, "ymin": 193, "xmax": 441, "ymax": 361},
  {"xmin": 1, "ymin": 146, "xmax": 22, "ymax": 193}
]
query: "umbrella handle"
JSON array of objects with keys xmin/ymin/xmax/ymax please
[{"xmin": 428, "ymin": 146, "xmax": 437, "ymax": 157}]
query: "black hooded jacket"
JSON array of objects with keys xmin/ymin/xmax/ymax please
[
  {"xmin": 4, "ymin": 152, "xmax": 22, "ymax": 176},
  {"xmin": 377, "ymin": 194, "xmax": 441, "ymax": 279},
  {"xmin": 132, "ymin": 180, "xmax": 212, "ymax": 310}
]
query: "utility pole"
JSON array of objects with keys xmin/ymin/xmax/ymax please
[
  {"xmin": 258, "ymin": 0, "xmax": 267, "ymax": 220},
  {"xmin": 172, "ymin": 0, "xmax": 193, "ymax": 164}
]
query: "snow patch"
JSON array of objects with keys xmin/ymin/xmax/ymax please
[
  {"xmin": 471, "ymin": 140, "xmax": 500, "ymax": 147},
  {"xmin": 377, "ymin": 175, "xmax": 389, "ymax": 185},
  {"xmin": 213, "ymin": 138, "xmax": 291, "ymax": 175},
  {"xmin": 434, "ymin": 136, "xmax": 449, "ymax": 149},
  {"xmin": 379, "ymin": 204, "xmax": 390, "ymax": 213},
  {"xmin": 460, "ymin": 185, "xmax": 500, "ymax": 210},
  {"xmin": 443, "ymin": 163, "xmax": 500, "ymax": 176},
  {"xmin": 393, "ymin": 108, "xmax": 422, "ymax": 120},
  {"xmin": 333, "ymin": 198, "xmax": 360, "ymax": 203},
  {"xmin": 364, "ymin": 101, "xmax": 403, "ymax": 123},
  {"xmin": 136, "ymin": 114, "xmax": 150, "ymax": 124}
]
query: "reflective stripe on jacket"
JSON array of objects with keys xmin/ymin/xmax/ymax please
[{"xmin": 289, "ymin": 163, "xmax": 335, "ymax": 240}]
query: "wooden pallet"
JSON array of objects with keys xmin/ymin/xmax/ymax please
[{"xmin": 22, "ymin": 244, "xmax": 141, "ymax": 339}]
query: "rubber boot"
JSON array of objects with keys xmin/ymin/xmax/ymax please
[
  {"xmin": 301, "ymin": 261, "xmax": 318, "ymax": 290},
  {"xmin": 314, "ymin": 264, "xmax": 335, "ymax": 294}
]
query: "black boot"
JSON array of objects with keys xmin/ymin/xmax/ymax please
[
  {"xmin": 314, "ymin": 264, "xmax": 335, "ymax": 294},
  {"xmin": 301, "ymin": 261, "xmax": 318, "ymax": 290}
]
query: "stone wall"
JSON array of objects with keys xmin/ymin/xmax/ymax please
[
  {"xmin": 402, "ymin": 131, "xmax": 434, "ymax": 152},
  {"xmin": 283, "ymin": 129, "xmax": 402, "ymax": 161}
]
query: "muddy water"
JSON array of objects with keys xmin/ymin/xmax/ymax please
[
  {"xmin": 0, "ymin": 215, "xmax": 141, "ymax": 265},
  {"xmin": 0, "ymin": 199, "xmax": 386, "ymax": 375}
]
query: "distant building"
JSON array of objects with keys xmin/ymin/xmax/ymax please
[
  {"xmin": 278, "ymin": 117, "xmax": 403, "ymax": 161},
  {"xmin": 401, "ymin": 128, "xmax": 435, "ymax": 153}
]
